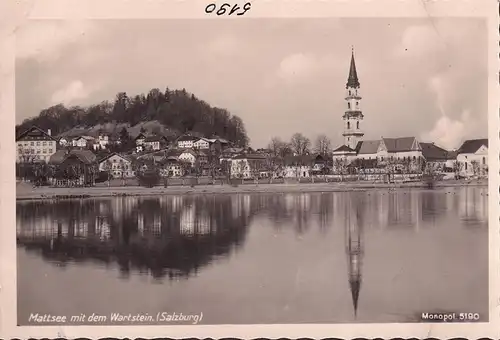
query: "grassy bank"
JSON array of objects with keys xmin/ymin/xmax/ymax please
[{"xmin": 15, "ymin": 179, "xmax": 488, "ymax": 201}]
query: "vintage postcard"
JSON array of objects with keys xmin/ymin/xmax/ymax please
[{"xmin": 1, "ymin": 0, "xmax": 498, "ymax": 338}]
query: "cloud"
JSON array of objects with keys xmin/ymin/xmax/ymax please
[
  {"xmin": 50, "ymin": 80, "xmax": 92, "ymax": 106},
  {"xmin": 421, "ymin": 110, "xmax": 473, "ymax": 150},
  {"xmin": 16, "ymin": 20, "xmax": 94, "ymax": 62}
]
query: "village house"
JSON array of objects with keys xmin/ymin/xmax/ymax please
[
  {"xmin": 178, "ymin": 149, "xmax": 197, "ymax": 166},
  {"xmin": 97, "ymin": 132, "xmax": 110, "ymax": 149},
  {"xmin": 72, "ymin": 136, "xmax": 95, "ymax": 148},
  {"xmin": 143, "ymin": 135, "xmax": 168, "ymax": 151},
  {"xmin": 420, "ymin": 142, "xmax": 455, "ymax": 172},
  {"xmin": 98, "ymin": 153, "xmax": 135, "ymax": 178},
  {"xmin": 283, "ymin": 155, "xmax": 314, "ymax": 178},
  {"xmin": 134, "ymin": 132, "xmax": 148, "ymax": 152},
  {"xmin": 311, "ymin": 154, "xmax": 329, "ymax": 174},
  {"xmin": 49, "ymin": 149, "xmax": 98, "ymax": 186},
  {"xmin": 456, "ymin": 138, "xmax": 488, "ymax": 178},
  {"xmin": 58, "ymin": 136, "xmax": 70, "ymax": 147},
  {"xmin": 16, "ymin": 126, "xmax": 57, "ymax": 163},
  {"xmin": 230, "ymin": 153, "xmax": 267, "ymax": 179},
  {"xmin": 176, "ymin": 135, "xmax": 198, "ymax": 149},
  {"xmin": 193, "ymin": 138, "xmax": 210, "ymax": 150}
]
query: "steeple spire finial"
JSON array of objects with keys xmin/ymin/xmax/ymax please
[{"xmin": 346, "ymin": 48, "xmax": 360, "ymax": 89}]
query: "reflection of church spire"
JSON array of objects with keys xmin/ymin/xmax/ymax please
[{"xmin": 345, "ymin": 195, "xmax": 364, "ymax": 318}]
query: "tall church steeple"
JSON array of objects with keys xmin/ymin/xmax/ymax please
[
  {"xmin": 347, "ymin": 48, "xmax": 360, "ymax": 89},
  {"xmin": 342, "ymin": 48, "xmax": 364, "ymax": 150},
  {"xmin": 345, "ymin": 195, "xmax": 364, "ymax": 319}
]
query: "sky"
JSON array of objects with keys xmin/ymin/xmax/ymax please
[{"xmin": 15, "ymin": 18, "xmax": 487, "ymax": 149}]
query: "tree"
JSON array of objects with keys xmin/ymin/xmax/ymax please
[
  {"xmin": 99, "ymin": 160, "xmax": 113, "ymax": 186},
  {"xmin": 16, "ymin": 87, "xmax": 250, "ymax": 151},
  {"xmin": 471, "ymin": 160, "xmax": 480, "ymax": 177},
  {"xmin": 314, "ymin": 134, "xmax": 332, "ymax": 156},
  {"xmin": 452, "ymin": 161, "xmax": 463, "ymax": 179},
  {"xmin": 290, "ymin": 133, "xmax": 310, "ymax": 156},
  {"xmin": 333, "ymin": 157, "xmax": 347, "ymax": 181}
]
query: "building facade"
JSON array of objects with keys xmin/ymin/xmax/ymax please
[
  {"xmin": 456, "ymin": 139, "xmax": 488, "ymax": 178},
  {"xmin": 16, "ymin": 126, "xmax": 57, "ymax": 163},
  {"xmin": 98, "ymin": 153, "xmax": 135, "ymax": 178},
  {"xmin": 193, "ymin": 138, "xmax": 210, "ymax": 149}
]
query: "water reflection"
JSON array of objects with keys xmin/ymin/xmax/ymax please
[
  {"xmin": 17, "ymin": 195, "xmax": 255, "ymax": 280},
  {"xmin": 17, "ymin": 187, "xmax": 488, "ymax": 323}
]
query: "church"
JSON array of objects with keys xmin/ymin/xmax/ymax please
[{"xmin": 331, "ymin": 49, "xmax": 424, "ymax": 167}]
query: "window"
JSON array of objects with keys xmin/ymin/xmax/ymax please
[
  {"xmin": 413, "ymin": 156, "xmax": 416, "ymax": 161},
  {"xmin": 483, "ymin": 157, "xmax": 486, "ymax": 165},
  {"xmin": 347, "ymin": 122, "xmax": 350, "ymax": 129},
  {"xmin": 348, "ymin": 103, "xmax": 351, "ymax": 109},
  {"xmin": 30, "ymin": 142, "xmax": 34, "ymax": 146},
  {"xmin": 48, "ymin": 149, "xmax": 53, "ymax": 153},
  {"xmin": 356, "ymin": 101, "xmax": 359, "ymax": 108},
  {"xmin": 356, "ymin": 121, "xmax": 359, "ymax": 129},
  {"xmin": 42, "ymin": 149, "xmax": 46, "ymax": 154},
  {"xmin": 42, "ymin": 141, "xmax": 47, "ymax": 146},
  {"xmin": 349, "ymin": 90, "xmax": 351, "ymax": 96},
  {"xmin": 465, "ymin": 162, "xmax": 468, "ymax": 170},
  {"xmin": 36, "ymin": 150, "xmax": 40, "ymax": 154}
]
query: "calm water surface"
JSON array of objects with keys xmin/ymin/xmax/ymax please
[{"xmin": 17, "ymin": 187, "xmax": 488, "ymax": 324}]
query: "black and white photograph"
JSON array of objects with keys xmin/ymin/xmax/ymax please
[{"xmin": 1, "ymin": 0, "xmax": 498, "ymax": 337}]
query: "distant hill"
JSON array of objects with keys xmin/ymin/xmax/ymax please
[{"xmin": 16, "ymin": 87, "xmax": 249, "ymax": 147}]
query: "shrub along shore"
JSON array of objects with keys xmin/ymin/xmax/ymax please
[{"xmin": 16, "ymin": 178, "xmax": 488, "ymax": 201}]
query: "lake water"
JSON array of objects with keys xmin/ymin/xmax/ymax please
[{"xmin": 16, "ymin": 187, "xmax": 489, "ymax": 324}]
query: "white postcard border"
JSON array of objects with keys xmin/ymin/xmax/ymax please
[{"xmin": 1, "ymin": 0, "xmax": 498, "ymax": 338}]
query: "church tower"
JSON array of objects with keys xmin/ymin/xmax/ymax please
[{"xmin": 343, "ymin": 48, "xmax": 364, "ymax": 150}]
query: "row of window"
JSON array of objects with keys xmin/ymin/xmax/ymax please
[
  {"xmin": 18, "ymin": 141, "xmax": 55, "ymax": 147},
  {"xmin": 18, "ymin": 148, "xmax": 53, "ymax": 154}
]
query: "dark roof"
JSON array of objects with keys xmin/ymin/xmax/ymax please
[
  {"xmin": 357, "ymin": 140, "xmax": 381, "ymax": 154},
  {"xmin": 134, "ymin": 132, "xmax": 148, "ymax": 140},
  {"xmin": 457, "ymin": 139, "xmax": 488, "ymax": 154},
  {"xmin": 16, "ymin": 126, "xmax": 56, "ymax": 142},
  {"xmin": 177, "ymin": 135, "xmax": 198, "ymax": 142},
  {"xmin": 420, "ymin": 142, "xmax": 450, "ymax": 161},
  {"xmin": 49, "ymin": 150, "xmax": 97, "ymax": 165},
  {"xmin": 447, "ymin": 150, "xmax": 458, "ymax": 159},
  {"xmin": 144, "ymin": 135, "xmax": 165, "ymax": 142},
  {"xmin": 346, "ymin": 50, "xmax": 360, "ymax": 89},
  {"xmin": 333, "ymin": 145, "xmax": 356, "ymax": 153},
  {"xmin": 48, "ymin": 150, "xmax": 67, "ymax": 164},
  {"xmin": 283, "ymin": 155, "xmax": 313, "ymax": 166},
  {"xmin": 233, "ymin": 153, "xmax": 267, "ymax": 160},
  {"xmin": 98, "ymin": 152, "xmax": 132, "ymax": 163},
  {"xmin": 382, "ymin": 137, "xmax": 419, "ymax": 152}
]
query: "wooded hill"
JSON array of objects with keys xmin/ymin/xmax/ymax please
[{"xmin": 16, "ymin": 87, "xmax": 249, "ymax": 146}]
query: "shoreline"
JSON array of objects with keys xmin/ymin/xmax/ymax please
[{"xmin": 16, "ymin": 180, "xmax": 488, "ymax": 201}]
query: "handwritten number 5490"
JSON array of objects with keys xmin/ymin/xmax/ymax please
[{"xmin": 205, "ymin": 2, "xmax": 252, "ymax": 16}]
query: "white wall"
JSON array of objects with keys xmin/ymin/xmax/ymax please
[
  {"xmin": 457, "ymin": 146, "xmax": 488, "ymax": 177},
  {"xmin": 16, "ymin": 140, "xmax": 57, "ymax": 163}
]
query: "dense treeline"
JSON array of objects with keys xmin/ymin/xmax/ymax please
[{"xmin": 16, "ymin": 87, "xmax": 249, "ymax": 147}]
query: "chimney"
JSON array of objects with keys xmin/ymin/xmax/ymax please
[{"xmin": 47, "ymin": 129, "xmax": 52, "ymax": 136}]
